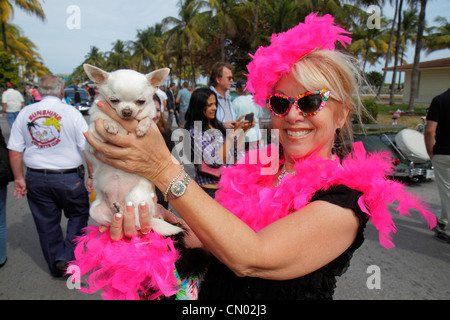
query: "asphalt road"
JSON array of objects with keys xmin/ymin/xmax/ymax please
[{"xmin": 0, "ymin": 116, "xmax": 448, "ymax": 300}]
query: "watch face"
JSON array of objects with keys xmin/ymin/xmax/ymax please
[{"xmin": 171, "ymin": 181, "xmax": 186, "ymax": 196}]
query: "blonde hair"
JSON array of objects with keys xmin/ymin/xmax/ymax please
[{"xmin": 290, "ymin": 50, "xmax": 368, "ymax": 150}]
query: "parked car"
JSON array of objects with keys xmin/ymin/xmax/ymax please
[
  {"xmin": 64, "ymin": 86, "xmax": 92, "ymax": 114},
  {"xmin": 352, "ymin": 124, "xmax": 434, "ymax": 182}
]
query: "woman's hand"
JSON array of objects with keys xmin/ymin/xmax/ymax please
[
  {"xmin": 84, "ymin": 100, "xmax": 178, "ymax": 184},
  {"xmin": 99, "ymin": 195, "xmax": 156, "ymax": 241},
  {"xmin": 234, "ymin": 114, "xmax": 255, "ymax": 133}
]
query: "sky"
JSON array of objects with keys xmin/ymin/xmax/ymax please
[{"xmin": 11, "ymin": 0, "xmax": 450, "ymax": 80}]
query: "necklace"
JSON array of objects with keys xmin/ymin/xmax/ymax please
[{"xmin": 276, "ymin": 164, "xmax": 295, "ymax": 186}]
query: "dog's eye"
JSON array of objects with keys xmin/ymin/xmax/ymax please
[
  {"xmin": 136, "ymin": 100, "xmax": 146, "ymax": 106},
  {"xmin": 109, "ymin": 98, "xmax": 120, "ymax": 104}
]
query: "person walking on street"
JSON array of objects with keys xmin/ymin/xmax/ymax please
[
  {"xmin": 155, "ymin": 86, "xmax": 168, "ymax": 114},
  {"xmin": 209, "ymin": 62, "xmax": 236, "ymax": 129},
  {"xmin": 165, "ymin": 82, "xmax": 177, "ymax": 127},
  {"xmin": 176, "ymin": 82, "xmax": 191, "ymax": 128},
  {"xmin": 88, "ymin": 85, "xmax": 96, "ymax": 103},
  {"xmin": 2, "ymin": 83, "xmax": 24, "ymax": 128},
  {"xmin": 74, "ymin": 87, "xmax": 81, "ymax": 108},
  {"xmin": 32, "ymin": 86, "xmax": 41, "ymax": 103},
  {"xmin": 425, "ymin": 87, "xmax": 450, "ymax": 242},
  {"xmin": 0, "ymin": 126, "xmax": 10, "ymax": 268},
  {"xmin": 7, "ymin": 74, "xmax": 93, "ymax": 277}
]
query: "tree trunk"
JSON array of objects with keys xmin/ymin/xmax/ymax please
[
  {"xmin": 407, "ymin": 0, "xmax": 427, "ymax": 113},
  {"xmin": 220, "ymin": 29, "xmax": 226, "ymax": 61},
  {"xmin": 398, "ymin": 46, "xmax": 405, "ymax": 90},
  {"xmin": 1, "ymin": 22, "xmax": 7, "ymax": 51},
  {"xmin": 252, "ymin": 0, "xmax": 259, "ymax": 50},
  {"xmin": 389, "ymin": 0, "xmax": 403, "ymax": 106},
  {"xmin": 377, "ymin": 0, "xmax": 399, "ymax": 99},
  {"xmin": 189, "ymin": 52, "xmax": 196, "ymax": 87}
]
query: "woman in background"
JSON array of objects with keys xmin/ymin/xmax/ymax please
[{"xmin": 184, "ymin": 87, "xmax": 252, "ymax": 198}]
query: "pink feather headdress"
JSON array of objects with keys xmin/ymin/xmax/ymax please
[{"xmin": 246, "ymin": 12, "xmax": 352, "ymax": 107}]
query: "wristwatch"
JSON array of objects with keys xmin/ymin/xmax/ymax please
[{"xmin": 165, "ymin": 172, "xmax": 191, "ymax": 201}]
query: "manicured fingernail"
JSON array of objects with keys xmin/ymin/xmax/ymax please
[
  {"xmin": 140, "ymin": 201, "xmax": 147, "ymax": 207},
  {"xmin": 95, "ymin": 100, "xmax": 103, "ymax": 107},
  {"xmin": 126, "ymin": 201, "xmax": 134, "ymax": 213},
  {"xmin": 114, "ymin": 212, "xmax": 123, "ymax": 220}
]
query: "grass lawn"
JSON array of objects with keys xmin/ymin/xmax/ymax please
[{"xmin": 370, "ymin": 102, "xmax": 429, "ymax": 129}]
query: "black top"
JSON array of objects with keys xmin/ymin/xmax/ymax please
[
  {"xmin": 198, "ymin": 185, "xmax": 368, "ymax": 300},
  {"xmin": 426, "ymin": 88, "xmax": 450, "ymax": 155}
]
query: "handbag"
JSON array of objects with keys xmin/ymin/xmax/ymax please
[
  {"xmin": 196, "ymin": 161, "xmax": 223, "ymax": 179},
  {"xmin": 0, "ymin": 146, "xmax": 14, "ymax": 184}
]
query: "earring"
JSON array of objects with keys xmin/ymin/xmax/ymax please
[{"xmin": 332, "ymin": 128, "xmax": 344, "ymax": 159}]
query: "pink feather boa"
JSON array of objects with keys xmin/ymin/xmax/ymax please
[
  {"xmin": 69, "ymin": 226, "xmax": 180, "ymax": 300},
  {"xmin": 215, "ymin": 142, "xmax": 436, "ymax": 249},
  {"xmin": 246, "ymin": 13, "xmax": 352, "ymax": 106},
  {"xmin": 68, "ymin": 142, "xmax": 436, "ymax": 300}
]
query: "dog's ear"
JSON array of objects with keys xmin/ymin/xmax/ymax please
[
  {"xmin": 146, "ymin": 68, "xmax": 170, "ymax": 87},
  {"xmin": 83, "ymin": 64, "xmax": 110, "ymax": 84}
]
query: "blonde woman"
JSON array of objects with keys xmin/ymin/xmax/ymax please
[{"xmin": 84, "ymin": 13, "xmax": 435, "ymax": 300}]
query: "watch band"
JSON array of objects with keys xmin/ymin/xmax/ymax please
[
  {"xmin": 165, "ymin": 172, "xmax": 191, "ymax": 201},
  {"xmin": 164, "ymin": 166, "xmax": 184, "ymax": 201}
]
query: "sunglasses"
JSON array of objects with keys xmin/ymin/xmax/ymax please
[{"xmin": 267, "ymin": 89, "xmax": 330, "ymax": 117}]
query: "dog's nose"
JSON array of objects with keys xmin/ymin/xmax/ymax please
[{"xmin": 122, "ymin": 109, "xmax": 133, "ymax": 118}]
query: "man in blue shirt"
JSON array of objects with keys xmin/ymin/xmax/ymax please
[
  {"xmin": 176, "ymin": 82, "xmax": 191, "ymax": 128},
  {"xmin": 209, "ymin": 62, "xmax": 236, "ymax": 129}
]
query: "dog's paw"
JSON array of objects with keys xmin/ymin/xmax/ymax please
[
  {"xmin": 104, "ymin": 120, "xmax": 119, "ymax": 135},
  {"xmin": 135, "ymin": 117, "xmax": 152, "ymax": 137}
]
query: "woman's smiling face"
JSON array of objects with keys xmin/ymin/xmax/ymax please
[
  {"xmin": 203, "ymin": 94, "xmax": 218, "ymax": 121},
  {"xmin": 271, "ymin": 70, "xmax": 348, "ymax": 161}
]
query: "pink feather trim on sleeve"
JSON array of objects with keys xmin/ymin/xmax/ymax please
[{"xmin": 216, "ymin": 142, "xmax": 436, "ymax": 249}]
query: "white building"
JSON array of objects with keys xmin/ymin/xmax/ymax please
[{"xmin": 383, "ymin": 57, "xmax": 450, "ymax": 104}]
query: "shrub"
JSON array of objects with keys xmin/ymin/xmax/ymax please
[{"xmin": 361, "ymin": 99, "xmax": 378, "ymax": 124}]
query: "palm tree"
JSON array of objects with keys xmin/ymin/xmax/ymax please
[
  {"xmin": 83, "ymin": 46, "xmax": 105, "ymax": 67},
  {"xmin": 163, "ymin": 0, "xmax": 209, "ymax": 86},
  {"xmin": 349, "ymin": 12, "xmax": 390, "ymax": 73},
  {"xmin": 263, "ymin": 0, "xmax": 304, "ymax": 34},
  {"xmin": 0, "ymin": 23, "xmax": 48, "ymax": 79},
  {"xmin": 377, "ymin": 0, "xmax": 399, "ymax": 99},
  {"xmin": 0, "ymin": 0, "xmax": 45, "ymax": 51},
  {"xmin": 407, "ymin": 0, "xmax": 427, "ymax": 113},
  {"xmin": 132, "ymin": 23, "xmax": 167, "ymax": 73},
  {"xmin": 208, "ymin": 0, "xmax": 250, "ymax": 61},
  {"xmin": 105, "ymin": 40, "xmax": 132, "ymax": 71},
  {"xmin": 389, "ymin": 0, "xmax": 403, "ymax": 106},
  {"xmin": 396, "ymin": 8, "xmax": 418, "ymax": 89},
  {"xmin": 424, "ymin": 16, "xmax": 450, "ymax": 53}
]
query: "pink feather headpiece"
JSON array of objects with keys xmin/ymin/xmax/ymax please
[{"xmin": 246, "ymin": 13, "xmax": 352, "ymax": 107}]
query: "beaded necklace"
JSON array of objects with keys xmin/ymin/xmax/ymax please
[{"xmin": 276, "ymin": 164, "xmax": 296, "ymax": 186}]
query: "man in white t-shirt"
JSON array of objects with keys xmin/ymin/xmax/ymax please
[
  {"xmin": 7, "ymin": 75, "xmax": 93, "ymax": 277},
  {"xmin": 155, "ymin": 86, "xmax": 168, "ymax": 113},
  {"xmin": 2, "ymin": 83, "xmax": 24, "ymax": 128},
  {"xmin": 232, "ymin": 79, "xmax": 262, "ymax": 156}
]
